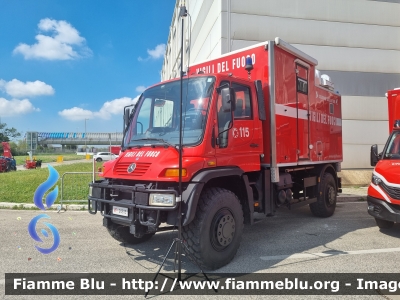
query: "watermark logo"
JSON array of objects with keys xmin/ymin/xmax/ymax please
[{"xmin": 28, "ymin": 165, "xmax": 60, "ymax": 254}]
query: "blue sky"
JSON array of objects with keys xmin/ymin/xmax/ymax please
[{"xmin": 0, "ymin": 0, "xmax": 175, "ymax": 137}]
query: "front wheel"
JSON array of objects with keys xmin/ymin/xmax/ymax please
[
  {"xmin": 182, "ymin": 187, "xmax": 244, "ymax": 270},
  {"xmin": 96, "ymin": 158, "xmax": 102, "ymax": 162},
  {"xmin": 375, "ymin": 218, "xmax": 394, "ymax": 229},
  {"xmin": 310, "ymin": 172, "xmax": 337, "ymax": 217}
]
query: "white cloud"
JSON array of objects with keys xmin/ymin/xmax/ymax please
[
  {"xmin": 138, "ymin": 44, "xmax": 165, "ymax": 61},
  {"xmin": 58, "ymin": 96, "xmax": 140, "ymax": 121},
  {"xmin": 135, "ymin": 86, "xmax": 146, "ymax": 93},
  {"xmin": 58, "ymin": 107, "xmax": 94, "ymax": 121},
  {"xmin": 148, "ymin": 44, "xmax": 166, "ymax": 59},
  {"xmin": 0, "ymin": 98, "xmax": 40, "ymax": 116},
  {"xmin": 0, "ymin": 79, "xmax": 54, "ymax": 98},
  {"xmin": 13, "ymin": 18, "xmax": 92, "ymax": 60}
]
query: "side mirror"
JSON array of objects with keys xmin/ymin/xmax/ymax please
[
  {"xmin": 221, "ymin": 87, "xmax": 236, "ymax": 112},
  {"xmin": 124, "ymin": 108, "xmax": 131, "ymax": 129},
  {"xmin": 370, "ymin": 144, "xmax": 379, "ymax": 166}
]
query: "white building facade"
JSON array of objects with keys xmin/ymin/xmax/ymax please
[{"xmin": 161, "ymin": 0, "xmax": 400, "ymax": 169}]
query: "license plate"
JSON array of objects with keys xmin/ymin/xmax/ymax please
[{"xmin": 112, "ymin": 206, "xmax": 128, "ymax": 217}]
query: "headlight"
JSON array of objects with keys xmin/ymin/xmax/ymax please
[
  {"xmin": 371, "ymin": 174, "xmax": 382, "ymax": 185},
  {"xmin": 149, "ymin": 193, "xmax": 176, "ymax": 207},
  {"xmin": 89, "ymin": 186, "xmax": 93, "ymax": 197}
]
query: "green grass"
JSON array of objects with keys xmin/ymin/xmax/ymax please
[
  {"xmin": 0, "ymin": 162, "xmax": 103, "ymax": 204},
  {"xmin": 13, "ymin": 153, "xmax": 88, "ymax": 166}
]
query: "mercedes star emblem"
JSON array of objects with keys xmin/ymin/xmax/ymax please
[{"xmin": 127, "ymin": 163, "xmax": 136, "ymax": 173}]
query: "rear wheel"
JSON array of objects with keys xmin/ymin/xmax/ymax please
[
  {"xmin": 106, "ymin": 222, "xmax": 155, "ymax": 244},
  {"xmin": 182, "ymin": 187, "xmax": 244, "ymax": 270},
  {"xmin": 310, "ymin": 172, "xmax": 337, "ymax": 217},
  {"xmin": 375, "ymin": 218, "xmax": 394, "ymax": 229}
]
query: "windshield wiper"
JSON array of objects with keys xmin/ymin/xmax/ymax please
[{"xmin": 130, "ymin": 138, "xmax": 179, "ymax": 152}]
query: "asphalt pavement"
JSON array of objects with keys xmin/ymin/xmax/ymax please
[
  {"xmin": 0, "ymin": 160, "xmax": 386, "ymax": 299},
  {"xmin": 0, "ymin": 202, "xmax": 398, "ymax": 299}
]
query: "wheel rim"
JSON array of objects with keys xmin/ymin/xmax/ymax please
[
  {"xmin": 210, "ymin": 208, "xmax": 236, "ymax": 251},
  {"xmin": 327, "ymin": 185, "xmax": 336, "ymax": 206}
]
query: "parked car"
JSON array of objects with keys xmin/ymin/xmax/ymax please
[{"xmin": 93, "ymin": 152, "xmax": 118, "ymax": 162}]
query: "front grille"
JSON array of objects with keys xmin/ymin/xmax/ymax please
[
  {"xmin": 379, "ymin": 182, "xmax": 400, "ymax": 200},
  {"xmin": 114, "ymin": 162, "xmax": 151, "ymax": 176}
]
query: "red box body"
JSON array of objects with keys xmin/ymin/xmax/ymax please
[{"xmin": 190, "ymin": 40, "xmax": 342, "ymax": 169}]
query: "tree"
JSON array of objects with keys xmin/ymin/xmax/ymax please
[{"xmin": 0, "ymin": 122, "xmax": 21, "ymax": 142}]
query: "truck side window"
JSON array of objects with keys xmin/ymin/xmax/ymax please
[
  {"xmin": 231, "ymin": 82, "xmax": 252, "ymax": 119},
  {"xmin": 217, "ymin": 81, "xmax": 231, "ymax": 148},
  {"xmin": 136, "ymin": 97, "xmax": 152, "ymax": 134}
]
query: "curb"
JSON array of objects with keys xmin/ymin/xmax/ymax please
[
  {"xmin": 0, "ymin": 194, "xmax": 366, "ymax": 211},
  {"xmin": 337, "ymin": 194, "xmax": 367, "ymax": 202},
  {"xmin": 0, "ymin": 202, "xmax": 88, "ymax": 211}
]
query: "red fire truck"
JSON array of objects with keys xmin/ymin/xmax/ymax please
[
  {"xmin": 369, "ymin": 88, "xmax": 400, "ymax": 229},
  {"xmin": 110, "ymin": 146, "xmax": 121, "ymax": 156},
  {"xmin": 88, "ymin": 37, "xmax": 342, "ymax": 270}
]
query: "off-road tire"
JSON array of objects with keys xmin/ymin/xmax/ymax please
[
  {"xmin": 96, "ymin": 158, "xmax": 102, "ymax": 162},
  {"xmin": 107, "ymin": 222, "xmax": 155, "ymax": 244},
  {"xmin": 182, "ymin": 187, "xmax": 244, "ymax": 270},
  {"xmin": 310, "ymin": 173, "xmax": 337, "ymax": 217},
  {"xmin": 375, "ymin": 218, "xmax": 394, "ymax": 229}
]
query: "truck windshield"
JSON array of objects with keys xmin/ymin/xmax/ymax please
[
  {"xmin": 383, "ymin": 131, "xmax": 400, "ymax": 159},
  {"xmin": 123, "ymin": 76, "xmax": 215, "ymax": 148}
]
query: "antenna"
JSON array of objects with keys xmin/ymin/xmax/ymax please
[{"xmin": 145, "ymin": 3, "xmax": 215, "ymax": 296}]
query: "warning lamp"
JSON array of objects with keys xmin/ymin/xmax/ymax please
[
  {"xmin": 244, "ymin": 55, "xmax": 253, "ymax": 79},
  {"xmin": 245, "ymin": 56, "xmax": 253, "ymax": 72},
  {"xmin": 394, "ymin": 120, "xmax": 400, "ymax": 128}
]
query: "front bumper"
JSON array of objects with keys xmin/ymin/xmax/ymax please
[
  {"xmin": 367, "ymin": 196, "xmax": 400, "ymax": 223},
  {"xmin": 88, "ymin": 180, "xmax": 179, "ymax": 228}
]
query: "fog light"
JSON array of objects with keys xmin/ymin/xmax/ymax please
[{"xmin": 149, "ymin": 193, "xmax": 176, "ymax": 206}]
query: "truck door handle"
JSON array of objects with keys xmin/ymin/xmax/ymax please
[{"xmin": 250, "ymin": 143, "xmax": 259, "ymax": 148}]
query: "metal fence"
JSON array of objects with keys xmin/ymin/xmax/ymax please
[
  {"xmin": 59, "ymin": 159, "xmax": 101, "ymax": 207},
  {"xmin": 60, "ymin": 172, "xmax": 99, "ymax": 207}
]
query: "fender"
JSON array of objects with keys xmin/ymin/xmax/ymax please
[
  {"xmin": 317, "ymin": 163, "xmax": 339, "ymax": 192},
  {"xmin": 181, "ymin": 167, "xmax": 253, "ymax": 226}
]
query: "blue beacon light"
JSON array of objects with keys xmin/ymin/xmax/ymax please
[{"xmin": 245, "ymin": 55, "xmax": 253, "ymax": 79}]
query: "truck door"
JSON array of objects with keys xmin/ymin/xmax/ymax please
[
  {"xmin": 296, "ymin": 63, "xmax": 310, "ymax": 160},
  {"xmin": 214, "ymin": 80, "xmax": 262, "ymax": 172}
]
